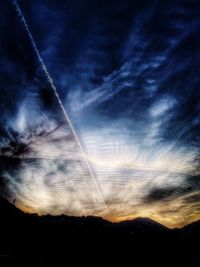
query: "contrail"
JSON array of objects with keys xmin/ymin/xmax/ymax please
[{"xmin": 11, "ymin": 0, "xmax": 106, "ymax": 206}]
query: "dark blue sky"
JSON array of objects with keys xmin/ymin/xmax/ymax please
[{"xmin": 0, "ymin": 0, "xmax": 199, "ymax": 227}]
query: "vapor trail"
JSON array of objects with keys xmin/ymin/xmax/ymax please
[{"xmin": 11, "ymin": 0, "xmax": 106, "ymax": 206}]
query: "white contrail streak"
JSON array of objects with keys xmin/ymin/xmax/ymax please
[{"xmin": 11, "ymin": 0, "xmax": 106, "ymax": 206}]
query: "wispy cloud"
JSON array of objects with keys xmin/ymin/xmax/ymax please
[{"xmin": 0, "ymin": 0, "xmax": 199, "ymax": 227}]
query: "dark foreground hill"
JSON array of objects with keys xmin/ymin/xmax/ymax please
[{"xmin": 0, "ymin": 198, "xmax": 199, "ymax": 267}]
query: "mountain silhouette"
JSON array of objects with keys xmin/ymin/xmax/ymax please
[{"xmin": 0, "ymin": 198, "xmax": 199, "ymax": 267}]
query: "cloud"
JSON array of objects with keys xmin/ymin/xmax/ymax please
[{"xmin": 0, "ymin": 0, "xmax": 199, "ymax": 227}]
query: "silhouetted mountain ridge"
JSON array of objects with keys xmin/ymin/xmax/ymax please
[
  {"xmin": 0, "ymin": 197, "xmax": 199, "ymax": 267},
  {"xmin": 1, "ymin": 197, "xmax": 199, "ymax": 229},
  {"xmin": 117, "ymin": 216, "xmax": 169, "ymax": 229}
]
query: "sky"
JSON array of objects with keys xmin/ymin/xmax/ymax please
[{"xmin": 0, "ymin": 0, "xmax": 200, "ymax": 228}]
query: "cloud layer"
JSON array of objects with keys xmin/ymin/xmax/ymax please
[{"xmin": 0, "ymin": 0, "xmax": 199, "ymax": 227}]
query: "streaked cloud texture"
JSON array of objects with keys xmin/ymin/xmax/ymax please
[{"xmin": 0, "ymin": 0, "xmax": 199, "ymax": 228}]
